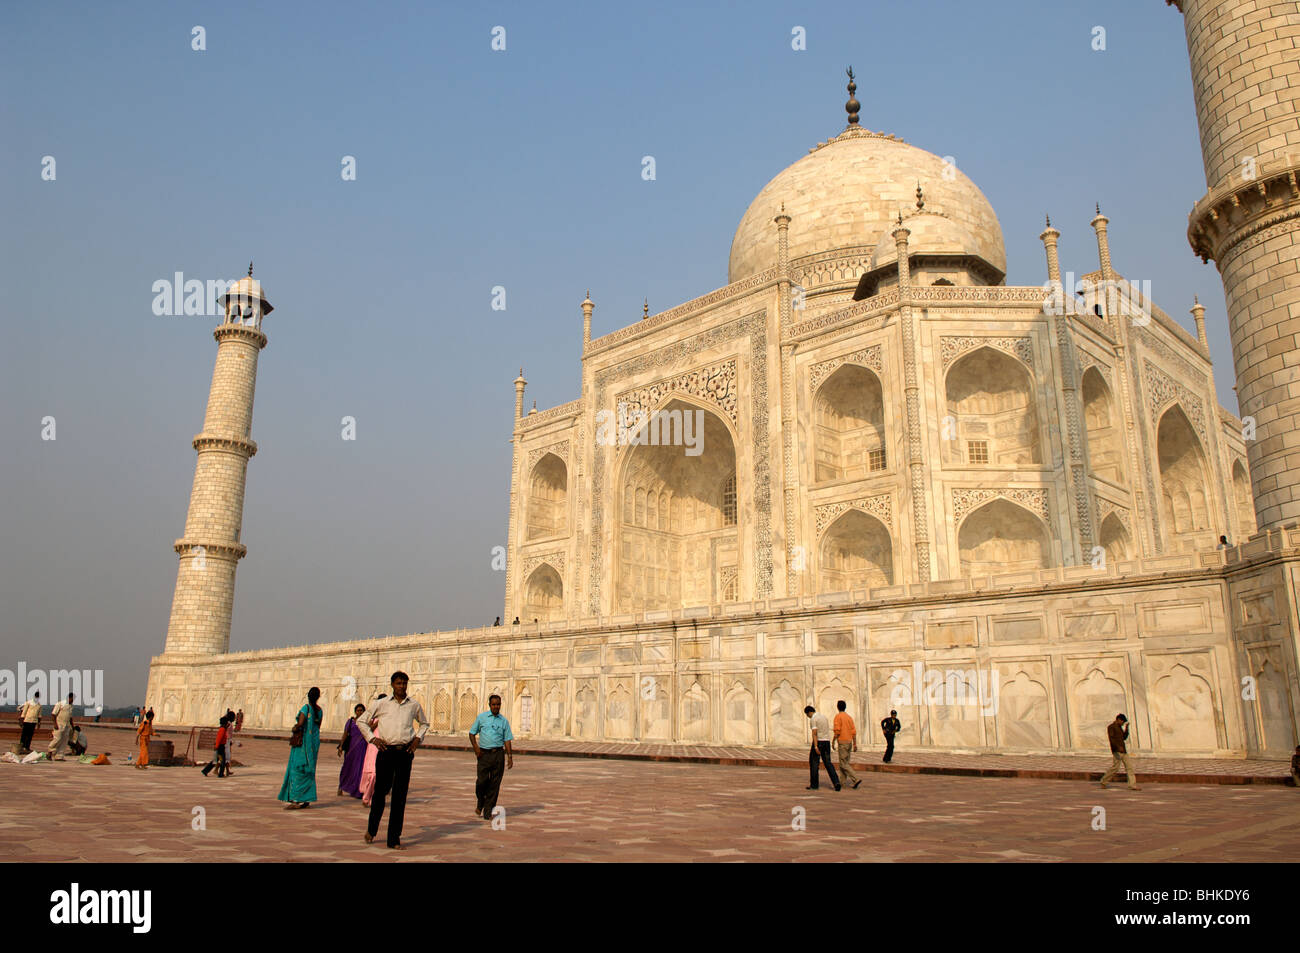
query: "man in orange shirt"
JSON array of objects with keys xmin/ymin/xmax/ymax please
[{"xmin": 832, "ymin": 700, "xmax": 862, "ymax": 789}]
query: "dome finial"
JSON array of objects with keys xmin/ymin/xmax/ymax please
[
  {"xmin": 1096, "ymin": 201, "xmax": 1101, "ymax": 215},
  {"xmin": 643, "ymin": 298, "xmax": 649, "ymax": 320},
  {"xmin": 248, "ymin": 260, "xmax": 254, "ymax": 277},
  {"xmin": 845, "ymin": 67, "xmax": 860, "ymax": 126},
  {"xmin": 1045, "ymin": 213, "xmax": 1051, "ymax": 228},
  {"xmin": 915, "ymin": 182, "xmax": 925, "ymax": 211}
]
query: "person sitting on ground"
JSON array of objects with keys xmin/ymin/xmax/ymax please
[{"xmin": 67, "ymin": 724, "xmax": 87, "ymax": 757}]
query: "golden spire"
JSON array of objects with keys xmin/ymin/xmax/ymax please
[{"xmin": 845, "ymin": 67, "xmax": 860, "ymax": 126}]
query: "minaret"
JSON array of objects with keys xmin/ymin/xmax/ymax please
[
  {"xmin": 162, "ymin": 266, "xmax": 271, "ymax": 657},
  {"xmin": 1167, "ymin": 0, "xmax": 1300, "ymax": 530},
  {"xmin": 581, "ymin": 291, "xmax": 593, "ymax": 348}
]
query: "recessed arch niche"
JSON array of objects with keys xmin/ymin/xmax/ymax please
[
  {"xmin": 526, "ymin": 453, "xmax": 568, "ymax": 540},
  {"xmin": 523, "ymin": 563, "xmax": 564, "ymax": 623},
  {"xmin": 818, "ymin": 509, "xmax": 893, "ymax": 593},
  {"xmin": 615, "ymin": 398, "xmax": 738, "ymax": 612},
  {"xmin": 1082, "ymin": 367, "xmax": 1124, "ymax": 483},
  {"xmin": 813, "ymin": 363, "xmax": 885, "ymax": 482},
  {"xmin": 1232, "ymin": 460, "xmax": 1256, "ymax": 539},
  {"xmin": 945, "ymin": 346, "xmax": 1041, "ymax": 466},
  {"xmin": 1156, "ymin": 404, "xmax": 1212, "ymax": 547},
  {"xmin": 958, "ymin": 498, "xmax": 1053, "ymax": 576}
]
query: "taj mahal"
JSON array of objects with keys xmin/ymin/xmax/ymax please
[{"xmin": 148, "ymin": 1, "xmax": 1300, "ymax": 759}]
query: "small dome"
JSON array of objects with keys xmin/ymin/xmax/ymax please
[
  {"xmin": 219, "ymin": 275, "xmax": 273, "ymax": 315},
  {"xmin": 728, "ymin": 127, "xmax": 1005, "ymax": 284},
  {"xmin": 870, "ymin": 211, "xmax": 982, "ymax": 270}
]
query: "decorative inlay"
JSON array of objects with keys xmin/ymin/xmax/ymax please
[
  {"xmin": 517, "ymin": 399, "xmax": 582, "ymax": 431},
  {"xmin": 1143, "ymin": 359, "xmax": 1208, "ymax": 444},
  {"xmin": 952, "ymin": 487, "xmax": 1050, "ymax": 526},
  {"xmin": 815, "ymin": 494, "xmax": 893, "ymax": 535},
  {"xmin": 520, "ymin": 551, "xmax": 565, "ymax": 582},
  {"xmin": 809, "ymin": 345, "xmax": 883, "ymax": 393},
  {"xmin": 940, "ymin": 335, "xmax": 1034, "ymax": 371},
  {"xmin": 1136, "ymin": 327, "xmax": 1208, "ymax": 388},
  {"xmin": 586, "ymin": 268, "xmax": 778, "ymax": 353},
  {"xmin": 787, "ymin": 291, "xmax": 900, "ymax": 339},
  {"xmin": 1095, "ymin": 498, "xmax": 1131, "ymax": 535},
  {"xmin": 613, "ymin": 358, "xmax": 738, "ymax": 425},
  {"xmin": 527, "ymin": 440, "xmax": 570, "ymax": 471},
  {"xmin": 590, "ymin": 311, "xmax": 770, "ymax": 612}
]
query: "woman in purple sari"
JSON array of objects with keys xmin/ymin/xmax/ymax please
[{"xmin": 336, "ymin": 703, "xmax": 367, "ymax": 798}]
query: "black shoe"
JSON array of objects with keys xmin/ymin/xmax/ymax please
[
  {"xmin": 201, "ymin": 764, "xmax": 212, "ymax": 776},
  {"xmin": 805, "ymin": 785, "xmax": 818, "ymax": 790},
  {"xmin": 834, "ymin": 786, "xmax": 842, "ymax": 791},
  {"xmin": 852, "ymin": 779, "xmax": 862, "ymax": 789}
]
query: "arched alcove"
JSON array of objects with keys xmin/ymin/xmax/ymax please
[
  {"xmin": 813, "ymin": 363, "xmax": 885, "ymax": 482},
  {"xmin": 1097, "ymin": 512, "xmax": 1131, "ymax": 565},
  {"xmin": 526, "ymin": 453, "xmax": 568, "ymax": 540},
  {"xmin": 945, "ymin": 347, "xmax": 1041, "ymax": 466},
  {"xmin": 1157, "ymin": 405, "xmax": 1212, "ymax": 546},
  {"xmin": 818, "ymin": 509, "xmax": 893, "ymax": 593},
  {"xmin": 616, "ymin": 398, "xmax": 738, "ymax": 611},
  {"xmin": 523, "ymin": 564, "xmax": 564, "ymax": 623},
  {"xmin": 1232, "ymin": 460, "xmax": 1256, "ymax": 539},
  {"xmin": 1082, "ymin": 367, "xmax": 1124, "ymax": 483},
  {"xmin": 958, "ymin": 498, "xmax": 1052, "ymax": 576}
]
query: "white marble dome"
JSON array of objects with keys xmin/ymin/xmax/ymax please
[{"xmin": 728, "ymin": 127, "xmax": 1006, "ymax": 284}]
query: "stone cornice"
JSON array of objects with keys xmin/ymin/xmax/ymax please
[
  {"xmin": 517, "ymin": 399, "xmax": 582, "ymax": 432},
  {"xmin": 193, "ymin": 433, "xmax": 258, "ymax": 457},
  {"xmin": 173, "ymin": 539, "xmax": 247, "ymax": 560},
  {"xmin": 213, "ymin": 324, "xmax": 267, "ymax": 349},
  {"xmin": 584, "ymin": 268, "xmax": 778, "ymax": 356}
]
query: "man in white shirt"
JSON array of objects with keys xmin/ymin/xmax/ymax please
[
  {"xmin": 804, "ymin": 705, "xmax": 841, "ymax": 791},
  {"xmin": 46, "ymin": 693, "xmax": 76, "ymax": 760},
  {"xmin": 358, "ymin": 670, "xmax": 429, "ymax": 849},
  {"xmin": 18, "ymin": 693, "xmax": 42, "ymax": 752}
]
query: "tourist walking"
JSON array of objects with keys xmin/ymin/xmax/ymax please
[
  {"xmin": 46, "ymin": 693, "xmax": 76, "ymax": 760},
  {"xmin": 201, "ymin": 716, "xmax": 230, "ymax": 777},
  {"xmin": 18, "ymin": 692, "xmax": 41, "ymax": 752},
  {"xmin": 1099, "ymin": 713, "xmax": 1141, "ymax": 790},
  {"xmin": 337, "ymin": 703, "xmax": 368, "ymax": 798},
  {"xmin": 278, "ymin": 687, "xmax": 324, "ymax": 808},
  {"xmin": 223, "ymin": 709, "xmax": 236, "ymax": 775},
  {"xmin": 359, "ymin": 693, "xmax": 386, "ymax": 805},
  {"xmin": 804, "ymin": 705, "xmax": 841, "ymax": 790},
  {"xmin": 132, "ymin": 707, "xmax": 141, "ymax": 728},
  {"xmin": 360, "ymin": 672, "xmax": 428, "ymax": 849},
  {"xmin": 135, "ymin": 710, "xmax": 155, "ymax": 768},
  {"xmin": 234, "ymin": 709, "xmax": 244, "ymax": 732},
  {"xmin": 881, "ymin": 710, "xmax": 902, "ymax": 763},
  {"xmin": 832, "ymin": 700, "xmax": 861, "ymax": 789},
  {"xmin": 469, "ymin": 694, "xmax": 514, "ymax": 819}
]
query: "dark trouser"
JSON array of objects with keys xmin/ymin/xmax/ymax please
[
  {"xmin": 883, "ymin": 735, "xmax": 895, "ymax": 762},
  {"xmin": 19, "ymin": 723, "xmax": 35, "ymax": 750},
  {"xmin": 368, "ymin": 748, "xmax": 414, "ymax": 847},
  {"xmin": 476, "ymin": 747, "xmax": 506, "ymax": 815},
  {"xmin": 201, "ymin": 748, "xmax": 227, "ymax": 776},
  {"xmin": 809, "ymin": 741, "xmax": 840, "ymax": 789}
]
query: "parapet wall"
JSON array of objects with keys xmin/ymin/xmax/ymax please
[{"xmin": 146, "ymin": 531, "xmax": 1300, "ymax": 759}]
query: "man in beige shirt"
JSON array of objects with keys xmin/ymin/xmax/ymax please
[
  {"xmin": 46, "ymin": 693, "xmax": 76, "ymax": 760},
  {"xmin": 18, "ymin": 693, "xmax": 41, "ymax": 752},
  {"xmin": 359, "ymin": 671, "xmax": 429, "ymax": 849}
]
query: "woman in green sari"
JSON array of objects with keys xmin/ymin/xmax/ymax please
[{"xmin": 278, "ymin": 686, "xmax": 323, "ymax": 809}]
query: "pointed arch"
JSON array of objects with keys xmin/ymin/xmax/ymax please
[
  {"xmin": 945, "ymin": 346, "xmax": 1041, "ymax": 466},
  {"xmin": 1157, "ymin": 404, "xmax": 1212, "ymax": 547},
  {"xmin": 1082, "ymin": 367, "xmax": 1124, "ymax": 483},
  {"xmin": 813, "ymin": 363, "xmax": 886, "ymax": 482},
  {"xmin": 818, "ymin": 509, "xmax": 893, "ymax": 593},
  {"xmin": 615, "ymin": 397, "xmax": 738, "ymax": 612},
  {"xmin": 523, "ymin": 563, "xmax": 564, "ymax": 623},
  {"xmin": 527, "ymin": 452, "xmax": 568, "ymax": 540},
  {"xmin": 1097, "ymin": 512, "xmax": 1131, "ymax": 565},
  {"xmin": 1232, "ymin": 459, "xmax": 1256, "ymax": 539},
  {"xmin": 958, "ymin": 498, "xmax": 1052, "ymax": 576}
]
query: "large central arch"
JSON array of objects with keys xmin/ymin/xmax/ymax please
[
  {"xmin": 615, "ymin": 397, "xmax": 738, "ymax": 612},
  {"xmin": 1157, "ymin": 404, "xmax": 1212, "ymax": 548},
  {"xmin": 945, "ymin": 346, "xmax": 1042, "ymax": 467}
]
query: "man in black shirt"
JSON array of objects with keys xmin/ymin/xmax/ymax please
[{"xmin": 881, "ymin": 710, "xmax": 901, "ymax": 763}]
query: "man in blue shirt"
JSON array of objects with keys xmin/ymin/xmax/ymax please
[{"xmin": 469, "ymin": 694, "xmax": 514, "ymax": 820}]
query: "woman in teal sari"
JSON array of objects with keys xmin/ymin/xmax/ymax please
[{"xmin": 278, "ymin": 686, "xmax": 323, "ymax": 809}]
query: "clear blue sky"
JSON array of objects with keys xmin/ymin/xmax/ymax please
[{"xmin": 1, "ymin": 0, "xmax": 1231, "ymax": 705}]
